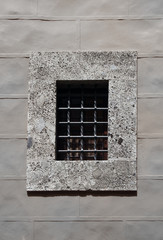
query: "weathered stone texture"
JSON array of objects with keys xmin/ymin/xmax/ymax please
[
  {"xmin": 27, "ymin": 51, "xmax": 137, "ymax": 191},
  {"xmin": 27, "ymin": 160, "xmax": 136, "ymax": 191}
]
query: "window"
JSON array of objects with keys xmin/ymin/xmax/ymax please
[
  {"xmin": 27, "ymin": 51, "xmax": 137, "ymax": 191},
  {"xmin": 56, "ymin": 81, "xmax": 108, "ymax": 161}
]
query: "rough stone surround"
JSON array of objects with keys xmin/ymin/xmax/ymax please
[{"xmin": 27, "ymin": 51, "xmax": 137, "ymax": 191}]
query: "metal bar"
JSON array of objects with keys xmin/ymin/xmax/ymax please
[
  {"xmin": 94, "ymin": 85, "xmax": 97, "ymax": 160},
  {"xmin": 80, "ymin": 84, "xmax": 84, "ymax": 161},
  {"xmin": 58, "ymin": 107, "xmax": 108, "ymax": 110},
  {"xmin": 58, "ymin": 122, "xmax": 108, "ymax": 124},
  {"xmin": 67, "ymin": 85, "xmax": 71, "ymax": 160},
  {"xmin": 58, "ymin": 150, "xmax": 108, "ymax": 152},
  {"xmin": 58, "ymin": 136, "xmax": 108, "ymax": 138}
]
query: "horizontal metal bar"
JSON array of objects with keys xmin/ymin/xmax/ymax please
[
  {"xmin": 58, "ymin": 122, "xmax": 108, "ymax": 124},
  {"xmin": 58, "ymin": 150, "xmax": 108, "ymax": 152},
  {"xmin": 58, "ymin": 136, "xmax": 108, "ymax": 138},
  {"xmin": 58, "ymin": 107, "xmax": 108, "ymax": 110}
]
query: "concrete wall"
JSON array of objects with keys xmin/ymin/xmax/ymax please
[{"xmin": 0, "ymin": 1, "xmax": 163, "ymax": 239}]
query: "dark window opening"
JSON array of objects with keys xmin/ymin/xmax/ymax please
[{"xmin": 56, "ymin": 81, "xmax": 108, "ymax": 161}]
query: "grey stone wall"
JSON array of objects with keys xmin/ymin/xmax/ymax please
[{"xmin": 0, "ymin": 1, "xmax": 163, "ymax": 239}]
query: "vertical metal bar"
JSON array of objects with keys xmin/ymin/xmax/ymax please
[
  {"xmin": 94, "ymin": 84, "xmax": 97, "ymax": 160},
  {"xmin": 67, "ymin": 85, "xmax": 70, "ymax": 161},
  {"xmin": 80, "ymin": 84, "xmax": 84, "ymax": 161}
]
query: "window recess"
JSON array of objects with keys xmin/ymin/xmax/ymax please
[{"xmin": 56, "ymin": 81, "xmax": 108, "ymax": 161}]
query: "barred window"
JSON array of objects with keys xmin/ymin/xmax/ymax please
[{"xmin": 56, "ymin": 81, "xmax": 108, "ymax": 161}]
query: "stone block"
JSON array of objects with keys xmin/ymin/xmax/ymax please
[
  {"xmin": 27, "ymin": 51, "xmax": 137, "ymax": 191},
  {"xmin": 0, "ymin": 58, "xmax": 28, "ymax": 94},
  {"xmin": 129, "ymin": 0, "xmax": 163, "ymax": 15},
  {"xmin": 34, "ymin": 221, "xmax": 124, "ymax": 240},
  {"xmin": 0, "ymin": 0, "xmax": 37, "ymax": 15},
  {"xmin": 0, "ymin": 221, "xmax": 33, "ymax": 240},
  {"xmin": 0, "ymin": 21, "xmax": 77, "ymax": 53},
  {"xmin": 125, "ymin": 221, "xmax": 163, "ymax": 240},
  {"xmin": 81, "ymin": 20, "xmax": 163, "ymax": 53},
  {"xmin": 38, "ymin": 0, "xmax": 128, "ymax": 16},
  {"xmin": 0, "ymin": 180, "xmax": 79, "ymax": 217},
  {"xmin": 138, "ymin": 58, "xmax": 163, "ymax": 95},
  {"xmin": 138, "ymin": 98, "xmax": 163, "ymax": 135},
  {"xmin": 138, "ymin": 139, "xmax": 163, "ymax": 176},
  {"xmin": 79, "ymin": 180, "xmax": 163, "ymax": 216},
  {"xmin": 0, "ymin": 139, "xmax": 26, "ymax": 176},
  {"xmin": 0, "ymin": 99, "xmax": 27, "ymax": 134}
]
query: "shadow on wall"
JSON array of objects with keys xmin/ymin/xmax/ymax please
[{"xmin": 27, "ymin": 191, "xmax": 137, "ymax": 197}]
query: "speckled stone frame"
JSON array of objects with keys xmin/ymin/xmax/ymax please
[{"xmin": 27, "ymin": 51, "xmax": 137, "ymax": 191}]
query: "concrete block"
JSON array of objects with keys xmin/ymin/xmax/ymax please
[
  {"xmin": 38, "ymin": 0, "xmax": 128, "ymax": 16},
  {"xmin": 138, "ymin": 58, "xmax": 163, "ymax": 95},
  {"xmin": 138, "ymin": 139, "xmax": 163, "ymax": 175},
  {"xmin": 79, "ymin": 180, "xmax": 163, "ymax": 216},
  {"xmin": 0, "ymin": 180, "xmax": 79, "ymax": 216},
  {"xmin": 129, "ymin": 0, "xmax": 163, "ymax": 15},
  {"xmin": 0, "ymin": 58, "xmax": 28, "ymax": 94},
  {"xmin": 0, "ymin": 21, "xmax": 77, "ymax": 53},
  {"xmin": 0, "ymin": 99, "xmax": 27, "ymax": 134},
  {"xmin": 0, "ymin": 139, "xmax": 26, "ymax": 176},
  {"xmin": 0, "ymin": 0, "xmax": 37, "ymax": 15},
  {"xmin": 0, "ymin": 221, "xmax": 33, "ymax": 240},
  {"xmin": 81, "ymin": 20, "xmax": 163, "ymax": 53},
  {"xmin": 138, "ymin": 98, "xmax": 163, "ymax": 135},
  {"xmin": 34, "ymin": 221, "xmax": 124, "ymax": 240},
  {"xmin": 125, "ymin": 221, "xmax": 163, "ymax": 240}
]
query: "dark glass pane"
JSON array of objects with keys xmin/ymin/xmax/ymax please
[
  {"xmin": 96, "ymin": 96, "xmax": 108, "ymax": 107},
  {"xmin": 84, "ymin": 87, "xmax": 94, "ymax": 95},
  {"xmin": 96, "ymin": 124, "xmax": 107, "ymax": 136},
  {"xmin": 58, "ymin": 138, "xmax": 67, "ymax": 150},
  {"xmin": 58, "ymin": 110, "xmax": 67, "ymax": 122},
  {"xmin": 83, "ymin": 152, "xmax": 94, "ymax": 160},
  {"xmin": 83, "ymin": 138, "xmax": 94, "ymax": 150},
  {"xmin": 96, "ymin": 110, "xmax": 107, "ymax": 122},
  {"xmin": 70, "ymin": 110, "xmax": 81, "ymax": 122},
  {"xmin": 96, "ymin": 139, "xmax": 107, "ymax": 150},
  {"xmin": 83, "ymin": 110, "xmax": 94, "ymax": 122},
  {"xmin": 96, "ymin": 151, "xmax": 108, "ymax": 160},
  {"xmin": 69, "ymin": 152, "xmax": 80, "ymax": 161},
  {"xmin": 58, "ymin": 96, "xmax": 68, "ymax": 107},
  {"xmin": 71, "ymin": 88, "xmax": 81, "ymax": 95},
  {"xmin": 70, "ymin": 124, "xmax": 81, "ymax": 136},
  {"xmin": 58, "ymin": 124, "xmax": 67, "ymax": 136},
  {"xmin": 83, "ymin": 96, "xmax": 94, "ymax": 107},
  {"xmin": 83, "ymin": 124, "xmax": 94, "ymax": 136},
  {"xmin": 57, "ymin": 152, "xmax": 67, "ymax": 160},
  {"xmin": 70, "ymin": 96, "xmax": 81, "ymax": 107},
  {"xmin": 70, "ymin": 138, "xmax": 81, "ymax": 150}
]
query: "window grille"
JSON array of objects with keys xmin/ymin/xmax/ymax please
[{"xmin": 56, "ymin": 81, "xmax": 108, "ymax": 161}]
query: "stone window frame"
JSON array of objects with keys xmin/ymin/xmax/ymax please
[{"xmin": 27, "ymin": 51, "xmax": 137, "ymax": 191}]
